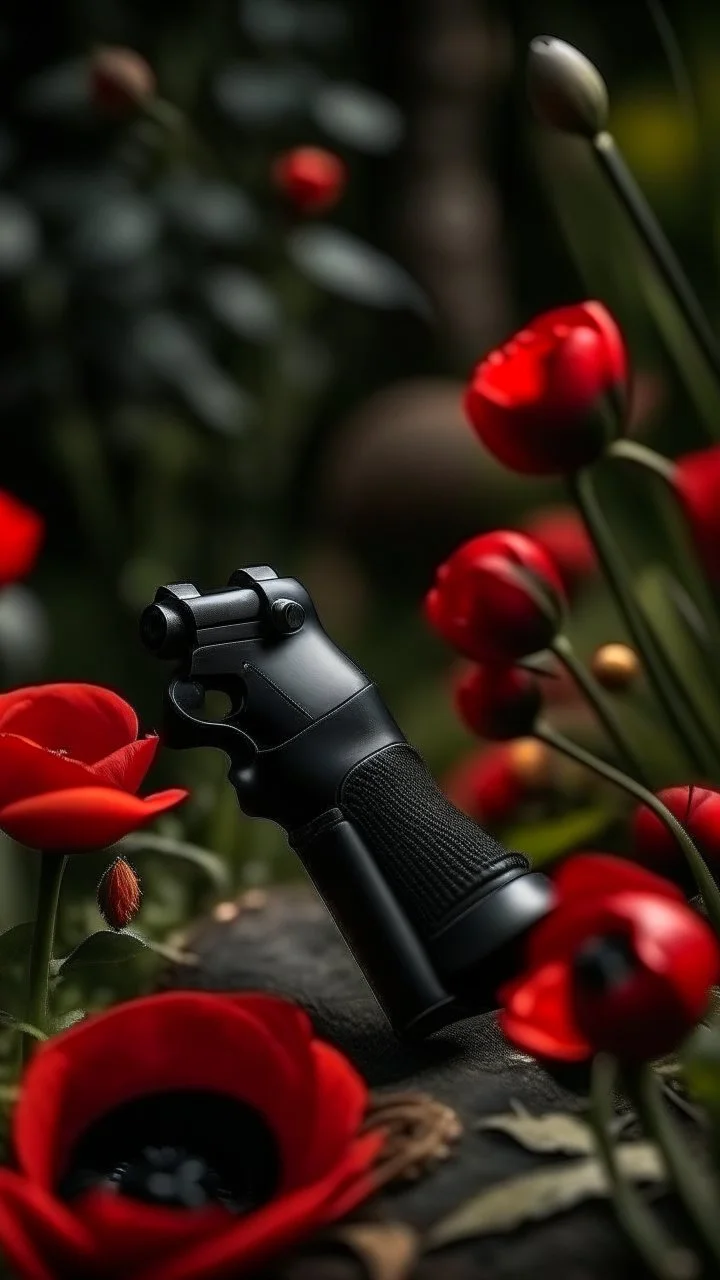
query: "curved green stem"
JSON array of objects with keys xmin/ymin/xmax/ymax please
[
  {"xmin": 570, "ymin": 469, "xmax": 718, "ymax": 775},
  {"xmin": 22, "ymin": 853, "xmax": 67, "ymax": 1066},
  {"xmin": 551, "ymin": 634, "xmax": 651, "ymax": 785},
  {"xmin": 588, "ymin": 1056, "xmax": 698, "ymax": 1280},
  {"xmin": 535, "ymin": 721, "xmax": 720, "ymax": 937},
  {"xmin": 627, "ymin": 1064, "xmax": 720, "ymax": 1270}
]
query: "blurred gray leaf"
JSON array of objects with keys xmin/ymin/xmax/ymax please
[
  {"xmin": 203, "ymin": 268, "xmax": 281, "ymax": 343},
  {"xmin": 214, "ymin": 61, "xmax": 322, "ymax": 127},
  {"xmin": 288, "ymin": 225, "xmax": 429, "ymax": 313},
  {"xmin": 18, "ymin": 58, "xmax": 89, "ymax": 119},
  {"xmin": 134, "ymin": 311, "xmax": 255, "ymax": 436},
  {"xmin": 22, "ymin": 168, "xmax": 126, "ymax": 225},
  {"xmin": 70, "ymin": 195, "xmax": 161, "ymax": 270},
  {"xmin": 477, "ymin": 1108, "xmax": 595, "ymax": 1155},
  {"xmin": 239, "ymin": 0, "xmax": 350, "ymax": 50},
  {"xmin": 0, "ymin": 199, "xmax": 40, "ymax": 278},
  {"xmin": 312, "ymin": 82, "xmax": 403, "ymax": 154},
  {"xmin": 160, "ymin": 176, "xmax": 260, "ymax": 249},
  {"xmin": 280, "ymin": 331, "xmax": 332, "ymax": 390},
  {"xmin": 0, "ymin": 587, "xmax": 49, "ymax": 679}
]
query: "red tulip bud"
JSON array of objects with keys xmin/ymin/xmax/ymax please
[
  {"xmin": 425, "ymin": 530, "xmax": 566, "ymax": 663},
  {"xmin": 272, "ymin": 147, "xmax": 347, "ymax": 215},
  {"xmin": 464, "ymin": 302, "xmax": 627, "ymax": 475},
  {"xmin": 442, "ymin": 740, "xmax": 551, "ymax": 824},
  {"xmin": 89, "ymin": 47, "xmax": 156, "ymax": 117},
  {"xmin": 673, "ymin": 445, "xmax": 720, "ymax": 584},
  {"xmin": 97, "ymin": 857, "xmax": 142, "ymax": 931},
  {"xmin": 631, "ymin": 785, "xmax": 720, "ymax": 886},
  {"xmin": 455, "ymin": 665, "xmax": 541, "ymax": 740}
]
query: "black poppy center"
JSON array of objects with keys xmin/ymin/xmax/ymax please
[
  {"xmin": 58, "ymin": 1090, "xmax": 281, "ymax": 1214},
  {"xmin": 573, "ymin": 931, "xmax": 639, "ymax": 994}
]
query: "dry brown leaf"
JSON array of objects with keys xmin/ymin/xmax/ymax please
[
  {"xmin": 364, "ymin": 1091, "xmax": 462, "ymax": 1188},
  {"xmin": 425, "ymin": 1142, "xmax": 665, "ymax": 1249},
  {"xmin": 324, "ymin": 1222, "xmax": 420, "ymax": 1280},
  {"xmin": 477, "ymin": 1106, "xmax": 595, "ymax": 1155}
]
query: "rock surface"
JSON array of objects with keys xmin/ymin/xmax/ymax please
[{"xmin": 162, "ymin": 884, "xmax": 666, "ymax": 1279}]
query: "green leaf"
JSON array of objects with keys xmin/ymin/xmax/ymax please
[
  {"xmin": 425, "ymin": 1145, "xmax": 665, "ymax": 1248},
  {"xmin": 0, "ymin": 922, "xmax": 34, "ymax": 966},
  {"xmin": 56, "ymin": 929, "xmax": 195, "ymax": 980},
  {"xmin": 116, "ymin": 833, "xmax": 230, "ymax": 894},
  {"xmin": 50, "ymin": 1009, "xmax": 86, "ymax": 1033},
  {"xmin": 503, "ymin": 806, "xmax": 615, "ymax": 867},
  {"xmin": 681, "ymin": 1023, "xmax": 720, "ymax": 1114},
  {"xmin": 636, "ymin": 565, "xmax": 720, "ymax": 752},
  {"xmin": 0, "ymin": 1011, "xmax": 46, "ymax": 1041}
]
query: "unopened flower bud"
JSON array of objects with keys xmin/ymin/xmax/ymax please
[
  {"xmin": 591, "ymin": 643, "xmax": 640, "ymax": 691},
  {"xmin": 89, "ymin": 47, "xmax": 156, "ymax": 118},
  {"xmin": 97, "ymin": 857, "xmax": 142, "ymax": 931},
  {"xmin": 527, "ymin": 36, "xmax": 608, "ymax": 139},
  {"xmin": 507, "ymin": 738, "xmax": 552, "ymax": 788}
]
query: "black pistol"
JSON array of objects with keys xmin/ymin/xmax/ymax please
[{"xmin": 140, "ymin": 566, "xmax": 555, "ymax": 1038}]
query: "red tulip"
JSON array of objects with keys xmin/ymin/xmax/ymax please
[
  {"xmin": 0, "ymin": 991, "xmax": 384, "ymax": 1279},
  {"xmin": 0, "ymin": 683, "xmax": 187, "ymax": 850},
  {"xmin": 442, "ymin": 744, "xmax": 532, "ymax": 823},
  {"xmin": 631, "ymin": 784, "xmax": 720, "ymax": 883},
  {"xmin": 499, "ymin": 854, "xmax": 719, "ymax": 1062},
  {"xmin": 272, "ymin": 147, "xmax": 347, "ymax": 215},
  {"xmin": 455, "ymin": 664, "xmax": 541, "ymax": 740},
  {"xmin": 673, "ymin": 445, "xmax": 720, "ymax": 583},
  {"xmin": 523, "ymin": 507, "xmax": 596, "ymax": 593},
  {"xmin": 464, "ymin": 302, "xmax": 627, "ymax": 474},
  {"xmin": 89, "ymin": 46, "xmax": 156, "ymax": 116},
  {"xmin": 424, "ymin": 530, "xmax": 566, "ymax": 663},
  {"xmin": 0, "ymin": 491, "xmax": 44, "ymax": 586}
]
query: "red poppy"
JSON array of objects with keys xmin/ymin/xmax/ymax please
[
  {"xmin": 272, "ymin": 147, "xmax": 347, "ymax": 215},
  {"xmin": 455, "ymin": 664, "xmax": 541, "ymax": 740},
  {"xmin": 499, "ymin": 854, "xmax": 719, "ymax": 1062},
  {"xmin": 0, "ymin": 491, "xmax": 44, "ymax": 587},
  {"xmin": 424, "ymin": 530, "xmax": 566, "ymax": 663},
  {"xmin": 0, "ymin": 991, "xmax": 384, "ymax": 1279},
  {"xmin": 522, "ymin": 507, "xmax": 596, "ymax": 594},
  {"xmin": 631, "ymin": 785, "xmax": 720, "ymax": 883},
  {"xmin": 673, "ymin": 445, "xmax": 720, "ymax": 583},
  {"xmin": 464, "ymin": 302, "xmax": 627, "ymax": 475},
  {"xmin": 0, "ymin": 683, "xmax": 187, "ymax": 850}
]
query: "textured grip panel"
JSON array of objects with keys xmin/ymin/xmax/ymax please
[{"xmin": 339, "ymin": 743, "xmax": 528, "ymax": 936}]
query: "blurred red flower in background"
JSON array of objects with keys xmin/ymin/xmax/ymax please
[
  {"xmin": 0, "ymin": 491, "xmax": 43, "ymax": 587},
  {"xmin": 0, "ymin": 992, "xmax": 384, "ymax": 1279},
  {"xmin": 455, "ymin": 664, "xmax": 541, "ymax": 740},
  {"xmin": 673, "ymin": 445, "xmax": 720, "ymax": 583},
  {"xmin": 631, "ymin": 784, "xmax": 720, "ymax": 883},
  {"xmin": 499, "ymin": 854, "xmax": 719, "ymax": 1063},
  {"xmin": 522, "ymin": 507, "xmax": 596, "ymax": 594},
  {"xmin": 272, "ymin": 147, "xmax": 347, "ymax": 214},
  {"xmin": 424, "ymin": 530, "xmax": 565, "ymax": 663},
  {"xmin": 442, "ymin": 739, "xmax": 551, "ymax": 825},
  {"xmin": 0, "ymin": 683, "xmax": 187, "ymax": 850},
  {"xmin": 464, "ymin": 302, "xmax": 627, "ymax": 475}
]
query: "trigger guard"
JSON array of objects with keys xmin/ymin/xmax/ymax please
[{"xmin": 164, "ymin": 677, "xmax": 256, "ymax": 765}]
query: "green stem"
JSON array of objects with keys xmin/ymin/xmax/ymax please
[
  {"xmin": 570, "ymin": 469, "xmax": 717, "ymax": 775},
  {"xmin": 22, "ymin": 854, "xmax": 67, "ymax": 1066},
  {"xmin": 627, "ymin": 1063, "xmax": 720, "ymax": 1269},
  {"xmin": 551, "ymin": 634, "xmax": 651, "ymax": 785},
  {"xmin": 535, "ymin": 720, "xmax": 720, "ymax": 937},
  {"xmin": 592, "ymin": 131, "xmax": 720, "ymax": 396},
  {"xmin": 609, "ymin": 440, "xmax": 720, "ymax": 666},
  {"xmin": 588, "ymin": 1056, "xmax": 698, "ymax": 1280}
]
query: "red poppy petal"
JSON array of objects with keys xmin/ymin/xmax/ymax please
[
  {"xmin": 552, "ymin": 853, "xmax": 683, "ymax": 904},
  {"xmin": 498, "ymin": 962, "xmax": 591, "ymax": 1062},
  {"xmin": 302, "ymin": 1042, "xmax": 371, "ymax": 1183},
  {"xmin": 15, "ymin": 992, "xmax": 310, "ymax": 1189},
  {"xmin": 0, "ymin": 492, "xmax": 44, "ymax": 588},
  {"xmin": 132, "ymin": 1141, "xmax": 381, "ymax": 1280},
  {"xmin": 0, "ymin": 684, "xmax": 139, "ymax": 762},
  {"xmin": 76, "ymin": 1194, "xmax": 227, "ymax": 1277},
  {"xmin": 0, "ymin": 1169, "xmax": 93, "ymax": 1279},
  {"xmin": 0, "ymin": 786, "xmax": 188, "ymax": 850},
  {"xmin": 90, "ymin": 736, "xmax": 159, "ymax": 792},
  {"xmin": 0, "ymin": 734, "xmax": 99, "ymax": 809}
]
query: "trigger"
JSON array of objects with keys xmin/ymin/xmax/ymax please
[{"xmin": 163, "ymin": 677, "xmax": 256, "ymax": 766}]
